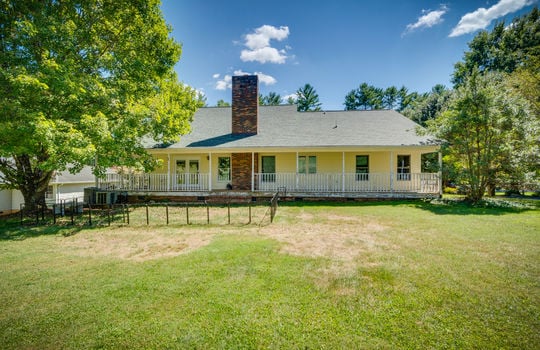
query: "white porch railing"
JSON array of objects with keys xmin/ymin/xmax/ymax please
[
  {"xmin": 97, "ymin": 172, "xmax": 439, "ymax": 194},
  {"xmin": 98, "ymin": 173, "xmax": 210, "ymax": 192},
  {"xmin": 254, "ymin": 172, "xmax": 439, "ymax": 194}
]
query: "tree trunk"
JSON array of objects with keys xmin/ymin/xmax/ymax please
[
  {"xmin": 486, "ymin": 168, "xmax": 496, "ymax": 197},
  {"xmin": 486, "ymin": 183, "xmax": 496, "ymax": 197},
  {"xmin": 14, "ymin": 155, "xmax": 54, "ymax": 213}
]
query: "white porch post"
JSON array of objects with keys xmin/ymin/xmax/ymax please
[
  {"xmin": 167, "ymin": 154, "xmax": 170, "ymax": 191},
  {"xmin": 390, "ymin": 151, "xmax": 394, "ymax": 192},
  {"xmin": 438, "ymin": 151, "xmax": 443, "ymax": 196},
  {"xmin": 296, "ymin": 151, "xmax": 299, "ymax": 190},
  {"xmin": 209, "ymin": 152, "xmax": 212, "ymax": 191},
  {"xmin": 342, "ymin": 151, "xmax": 345, "ymax": 192},
  {"xmin": 251, "ymin": 152, "xmax": 254, "ymax": 192}
]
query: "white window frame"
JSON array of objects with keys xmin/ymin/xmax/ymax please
[{"xmin": 217, "ymin": 156, "xmax": 231, "ymax": 182}]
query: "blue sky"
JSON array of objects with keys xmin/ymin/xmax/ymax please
[{"xmin": 161, "ymin": 0, "xmax": 537, "ymax": 110}]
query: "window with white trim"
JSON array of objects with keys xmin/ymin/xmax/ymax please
[
  {"xmin": 356, "ymin": 155, "xmax": 369, "ymax": 181},
  {"xmin": 397, "ymin": 155, "xmax": 411, "ymax": 180},
  {"xmin": 261, "ymin": 156, "xmax": 276, "ymax": 182},
  {"xmin": 298, "ymin": 155, "xmax": 316, "ymax": 174},
  {"xmin": 217, "ymin": 157, "xmax": 231, "ymax": 182}
]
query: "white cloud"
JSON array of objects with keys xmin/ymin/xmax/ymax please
[
  {"xmin": 213, "ymin": 70, "xmax": 277, "ymax": 90},
  {"xmin": 283, "ymin": 93, "xmax": 297, "ymax": 102},
  {"xmin": 449, "ymin": 0, "xmax": 535, "ymax": 37},
  {"xmin": 403, "ymin": 5, "xmax": 448, "ymax": 36},
  {"xmin": 254, "ymin": 72, "xmax": 276, "ymax": 85},
  {"xmin": 215, "ymin": 74, "xmax": 232, "ymax": 90},
  {"xmin": 241, "ymin": 25, "xmax": 290, "ymax": 64},
  {"xmin": 244, "ymin": 25, "xmax": 289, "ymax": 49},
  {"xmin": 240, "ymin": 47, "xmax": 287, "ymax": 64}
]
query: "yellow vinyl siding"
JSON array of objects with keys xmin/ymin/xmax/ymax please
[
  {"xmin": 148, "ymin": 148, "xmax": 436, "ymax": 176},
  {"xmin": 153, "ymin": 154, "xmax": 168, "ymax": 174},
  {"xmin": 259, "ymin": 153, "xmax": 297, "ymax": 172},
  {"xmin": 343, "ymin": 152, "xmax": 389, "ymax": 173},
  {"xmin": 312, "ymin": 153, "xmax": 341, "ymax": 173}
]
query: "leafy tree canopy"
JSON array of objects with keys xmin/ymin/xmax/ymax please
[
  {"xmin": 216, "ymin": 99, "xmax": 230, "ymax": 107},
  {"xmin": 428, "ymin": 70, "xmax": 538, "ymax": 202},
  {"xmin": 442, "ymin": 6, "xmax": 540, "ymax": 197},
  {"xmin": 452, "ymin": 6, "xmax": 540, "ymax": 86},
  {"xmin": 0, "ymin": 0, "xmax": 202, "ymax": 209}
]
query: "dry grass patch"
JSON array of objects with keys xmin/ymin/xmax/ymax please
[
  {"xmin": 60, "ymin": 207, "xmax": 392, "ymax": 264},
  {"xmin": 258, "ymin": 210, "xmax": 389, "ymax": 263},
  {"xmin": 62, "ymin": 226, "xmax": 218, "ymax": 261}
]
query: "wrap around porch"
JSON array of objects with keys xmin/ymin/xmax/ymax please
[{"xmin": 97, "ymin": 171, "xmax": 441, "ymax": 198}]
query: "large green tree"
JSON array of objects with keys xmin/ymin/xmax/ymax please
[
  {"xmin": 452, "ymin": 7, "xmax": 540, "ymax": 86},
  {"xmin": 428, "ymin": 70, "xmax": 537, "ymax": 202},
  {"xmin": 444, "ymin": 6, "xmax": 540, "ymax": 196},
  {"xmin": 296, "ymin": 84, "xmax": 322, "ymax": 111},
  {"xmin": 0, "ymin": 0, "xmax": 202, "ymax": 210}
]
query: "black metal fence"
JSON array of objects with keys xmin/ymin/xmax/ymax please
[{"xmin": 18, "ymin": 197, "xmax": 280, "ymax": 227}]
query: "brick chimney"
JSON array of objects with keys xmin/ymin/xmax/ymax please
[{"xmin": 232, "ymin": 75, "xmax": 258, "ymax": 134}]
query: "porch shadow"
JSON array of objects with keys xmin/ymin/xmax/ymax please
[
  {"xmin": 0, "ymin": 216, "xmax": 84, "ymax": 241},
  {"xmin": 279, "ymin": 198, "xmax": 535, "ymax": 216}
]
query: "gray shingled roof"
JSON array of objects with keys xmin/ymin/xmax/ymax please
[
  {"xmin": 149, "ymin": 105, "xmax": 438, "ymax": 150},
  {"xmin": 52, "ymin": 166, "xmax": 95, "ymax": 184}
]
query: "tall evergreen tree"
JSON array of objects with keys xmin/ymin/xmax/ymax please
[
  {"xmin": 382, "ymin": 86, "xmax": 399, "ymax": 110},
  {"xmin": 402, "ymin": 85, "xmax": 452, "ymax": 126},
  {"xmin": 344, "ymin": 83, "xmax": 417, "ymax": 111},
  {"xmin": 216, "ymin": 99, "xmax": 230, "ymax": 107},
  {"xmin": 259, "ymin": 92, "xmax": 282, "ymax": 106},
  {"xmin": 296, "ymin": 84, "xmax": 322, "ymax": 111}
]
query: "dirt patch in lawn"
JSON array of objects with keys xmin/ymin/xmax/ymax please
[
  {"xmin": 258, "ymin": 215, "xmax": 389, "ymax": 263},
  {"xmin": 60, "ymin": 209, "xmax": 391, "ymax": 263},
  {"xmin": 62, "ymin": 227, "xmax": 216, "ymax": 261}
]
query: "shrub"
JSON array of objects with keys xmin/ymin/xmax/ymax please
[{"xmin": 443, "ymin": 187, "xmax": 458, "ymax": 194}]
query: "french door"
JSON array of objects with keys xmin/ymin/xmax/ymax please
[{"xmin": 176, "ymin": 159, "xmax": 199, "ymax": 187}]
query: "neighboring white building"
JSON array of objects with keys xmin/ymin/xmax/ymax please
[{"xmin": 0, "ymin": 166, "xmax": 96, "ymax": 214}]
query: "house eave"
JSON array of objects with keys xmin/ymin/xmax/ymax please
[{"xmin": 147, "ymin": 144, "xmax": 440, "ymax": 154}]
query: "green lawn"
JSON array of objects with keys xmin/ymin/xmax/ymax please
[{"xmin": 0, "ymin": 199, "xmax": 539, "ymax": 349}]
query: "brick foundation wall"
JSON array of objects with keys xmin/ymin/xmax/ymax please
[
  {"xmin": 231, "ymin": 153, "xmax": 258, "ymax": 190},
  {"xmin": 232, "ymin": 75, "xmax": 258, "ymax": 134}
]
